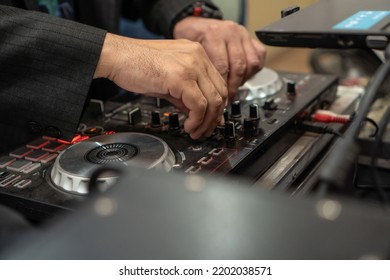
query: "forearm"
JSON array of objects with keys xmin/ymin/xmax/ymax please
[{"xmin": 0, "ymin": 5, "xmax": 106, "ymax": 140}]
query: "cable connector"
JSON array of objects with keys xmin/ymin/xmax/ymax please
[{"xmin": 311, "ymin": 110, "xmax": 351, "ymax": 124}]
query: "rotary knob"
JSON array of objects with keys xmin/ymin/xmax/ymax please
[
  {"xmin": 224, "ymin": 121, "xmax": 236, "ymax": 140},
  {"xmin": 238, "ymin": 68, "xmax": 283, "ymax": 100},
  {"xmin": 249, "ymin": 103, "xmax": 260, "ymax": 120},
  {"xmin": 169, "ymin": 112, "xmax": 180, "ymax": 130},
  {"xmin": 286, "ymin": 81, "xmax": 297, "ymax": 99},
  {"xmin": 231, "ymin": 100, "xmax": 241, "ymax": 118},
  {"xmin": 151, "ymin": 111, "xmax": 162, "ymax": 127}
]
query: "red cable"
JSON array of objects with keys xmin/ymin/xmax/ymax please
[{"xmin": 311, "ymin": 110, "xmax": 350, "ymax": 124}]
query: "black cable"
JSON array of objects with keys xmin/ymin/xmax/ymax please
[
  {"xmin": 296, "ymin": 122, "xmax": 343, "ymax": 137},
  {"xmin": 370, "ymin": 107, "xmax": 390, "ymax": 207},
  {"xmin": 363, "ymin": 117, "xmax": 379, "ymax": 138},
  {"xmin": 318, "ymin": 43, "xmax": 390, "ymax": 192}
]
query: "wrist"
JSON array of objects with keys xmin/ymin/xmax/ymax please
[
  {"xmin": 170, "ymin": 1, "xmax": 223, "ymax": 38},
  {"xmin": 94, "ymin": 33, "xmax": 118, "ymax": 80}
]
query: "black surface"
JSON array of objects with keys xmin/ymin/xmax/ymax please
[{"xmin": 2, "ymin": 168, "xmax": 390, "ymax": 260}]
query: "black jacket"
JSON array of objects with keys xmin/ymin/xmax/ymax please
[{"xmin": 0, "ymin": 0, "xmax": 219, "ymax": 153}]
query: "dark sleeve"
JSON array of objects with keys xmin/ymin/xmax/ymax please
[
  {"xmin": 0, "ymin": 5, "xmax": 107, "ymax": 142},
  {"xmin": 123, "ymin": 0, "xmax": 221, "ymax": 38}
]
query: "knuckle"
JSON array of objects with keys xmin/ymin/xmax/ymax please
[
  {"xmin": 190, "ymin": 41, "xmax": 204, "ymax": 52},
  {"xmin": 224, "ymin": 20, "xmax": 238, "ymax": 29},
  {"xmin": 248, "ymin": 59, "xmax": 262, "ymax": 72},
  {"xmin": 198, "ymin": 96, "xmax": 208, "ymax": 110},
  {"xmin": 175, "ymin": 64, "xmax": 190, "ymax": 79},
  {"xmin": 213, "ymin": 94, "xmax": 224, "ymax": 108},
  {"xmin": 233, "ymin": 59, "xmax": 247, "ymax": 76},
  {"xmin": 215, "ymin": 62, "xmax": 229, "ymax": 76}
]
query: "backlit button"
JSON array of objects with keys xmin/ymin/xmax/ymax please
[
  {"xmin": 26, "ymin": 138, "xmax": 50, "ymax": 149},
  {"xmin": 185, "ymin": 166, "xmax": 202, "ymax": 174},
  {"xmin": 40, "ymin": 153, "xmax": 58, "ymax": 164},
  {"xmin": 14, "ymin": 179, "xmax": 32, "ymax": 189},
  {"xmin": 0, "ymin": 174, "xmax": 21, "ymax": 187},
  {"xmin": 9, "ymin": 146, "xmax": 33, "ymax": 158},
  {"xmin": 0, "ymin": 156, "xmax": 16, "ymax": 168},
  {"xmin": 0, "ymin": 171, "xmax": 10, "ymax": 179},
  {"xmin": 21, "ymin": 162, "xmax": 41, "ymax": 174},
  {"xmin": 6, "ymin": 160, "xmax": 33, "ymax": 172},
  {"xmin": 198, "ymin": 156, "xmax": 213, "ymax": 165},
  {"xmin": 42, "ymin": 142, "xmax": 67, "ymax": 152},
  {"xmin": 209, "ymin": 148, "xmax": 224, "ymax": 156},
  {"xmin": 25, "ymin": 150, "xmax": 49, "ymax": 162}
]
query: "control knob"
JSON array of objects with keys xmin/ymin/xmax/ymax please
[
  {"xmin": 151, "ymin": 111, "xmax": 162, "ymax": 127},
  {"xmin": 286, "ymin": 81, "xmax": 297, "ymax": 99},
  {"xmin": 249, "ymin": 103, "xmax": 260, "ymax": 120},
  {"xmin": 224, "ymin": 121, "xmax": 236, "ymax": 140},
  {"xmin": 231, "ymin": 100, "xmax": 241, "ymax": 118},
  {"xmin": 169, "ymin": 112, "xmax": 180, "ymax": 130}
]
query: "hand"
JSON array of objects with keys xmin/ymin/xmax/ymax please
[
  {"xmin": 94, "ymin": 33, "xmax": 228, "ymax": 139},
  {"xmin": 173, "ymin": 17, "xmax": 266, "ymax": 102}
]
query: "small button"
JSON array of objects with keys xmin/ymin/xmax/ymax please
[
  {"xmin": 9, "ymin": 146, "xmax": 33, "ymax": 158},
  {"xmin": 25, "ymin": 150, "xmax": 49, "ymax": 162},
  {"xmin": 185, "ymin": 166, "xmax": 202, "ymax": 174},
  {"xmin": 42, "ymin": 142, "xmax": 67, "ymax": 152},
  {"xmin": 40, "ymin": 153, "xmax": 58, "ymax": 164},
  {"xmin": 266, "ymin": 118, "xmax": 278, "ymax": 124},
  {"xmin": 197, "ymin": 156, "xmax": 213, "ymax": 165},
  {"xmin": 21, "ymin": 162, "xmax": 41, "ymax": 174},
  {"xmin": 0, "ymin": 171, "xmax": 10, "ymax": 180},
  {"xmin": 0, "ymin": 156, "xmax": 16, "ymax": 168},
  {"xmin": 14, "ymin": 179, "xmax": 32, "ymax": 189},
  {"xmin": 0, "ymin": 174, "xmax": 21, "ymax": 187},
  {"xmin": 209, "ymin": 148, "xmax": 224, "ymax": 156}
]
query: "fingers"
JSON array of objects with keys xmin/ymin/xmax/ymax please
[
  {"xmin": 225, "ymin": 27, "xmax": 265, "ymax": 102},
  {"xmin": 201, "ymin": 35, "xmax": 230, "ymax": 82},
  {"xmin": 180, "ymin": 72, "xmax": 227, "ymax": 139},
  {"xmin": 226, "ymin": 34, "xmax": 247, "ymax": 101},
  {"xmin": 103, "ymin": 34, "xmax": 229, "ymax": 139}
]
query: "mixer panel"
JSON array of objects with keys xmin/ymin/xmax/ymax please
[{"xmin": 0, "ymin": 69, "xmax": 338, "ymax": 215}]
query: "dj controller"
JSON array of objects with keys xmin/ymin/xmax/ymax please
[{"xmin": 0, "ymin": 68, "xmax": 339, "ymax": 219}]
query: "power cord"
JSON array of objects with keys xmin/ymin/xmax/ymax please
[
  {"xmin": 318, "ymin": 43, "xmax": 390, "ymax": 196},
  {"xmin": 296, "ymin": 121, "xmax": 342, "ymax": 137}
]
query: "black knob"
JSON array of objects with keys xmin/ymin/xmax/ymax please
[
  {"xmin": 231, "ymin": 100, "xmax": 241, "ymax": 118},
  {"xmin": 151, "ymin": 111, "xmax": 162, "ymax": 127},
  {"xmin": 169, "ymin": 112, "xmax": 180, "ymax": 130},
  {"xmin": 287, "ymin": 81, "xmax": 296, "ymax": 98},
  {"xmin": 224, "ymin": 121, "xmax": 236, "ymax": 139},
  {"xmin": 263, "ymin": 98, "xmax": 277, "ymax": 110},
  {"xmin": 223, "ymin": 108, "xmax": 229, "ymax": 122},
  {"xmin": 249, "ymin": 103, "xmax": 260, "ymax": 120}
]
